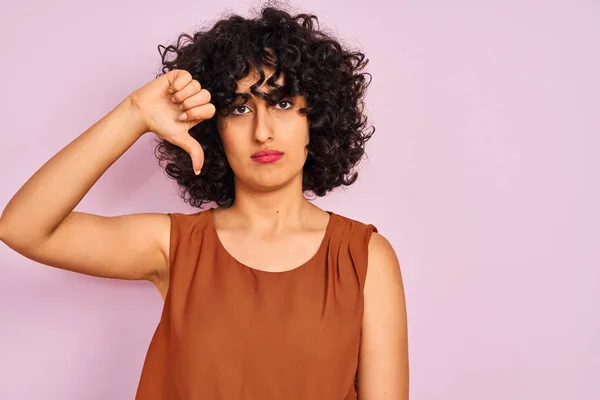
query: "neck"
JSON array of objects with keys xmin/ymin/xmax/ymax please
[{"xmin": 228, "ymin": 173, "xmax": 314, "ymax": 228}]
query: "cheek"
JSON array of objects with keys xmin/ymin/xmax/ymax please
[
  {"xmin": 291, "ymin": 118, "xmax": 310, "ymax": 144},
  {"xmin": 221, "ymin": 136, "xmax": 243, "ymax": 164},
  {"xmin": 216, "ymin": 131, "xmax": 239, "ymax": 165},
  {"xmin": 217, "ymin": 123, "xmax": 237, "ymax": 154},
  {"xmin": 303, "ymin": 127, "xmax": 310, "ymax": 150},
  {"xmin": 286, "ymin": 127, "xmax": 309, "ymax": 151}
]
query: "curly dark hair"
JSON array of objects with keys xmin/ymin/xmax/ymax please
[{"xmin": 154, "ymin": 2, "xmax": 375, "ymax": 208}]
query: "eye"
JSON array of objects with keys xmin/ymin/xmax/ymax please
[
  {"xmin": 231, "ymin": 105, "xmax": 250, "ymax": 115},
  {"xmin": 275, "ymin": 100, "xmax": 294, "ymax": 110}
]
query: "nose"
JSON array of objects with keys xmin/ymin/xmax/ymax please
[{"xmin": 252, "ymin": 105, "xmax": 274, "ymax": 144}]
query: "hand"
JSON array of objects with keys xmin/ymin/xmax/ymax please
[{"xmin": 128, "ymin": 69, "xmax": 215, "ymax": 174}]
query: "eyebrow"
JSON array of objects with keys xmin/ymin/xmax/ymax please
[
  {"xmin": 234, "ymin": 91, "xmax": 274, "ymax": 97},
  {"xmin": 232, "ymin": 90, "xmax": 284, "ymax": 103}
]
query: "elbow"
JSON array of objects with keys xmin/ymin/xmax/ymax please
[
  {"xmin": 0, "ymin": 219, "xmax": 18, "ymax": 250},
  {"xmin": 0, "ymin": 215, "xmax": 8, "ymax": 244},
  {"xmin": 0, "ymin": 215, "xmax": 42, "ymax": 254}
]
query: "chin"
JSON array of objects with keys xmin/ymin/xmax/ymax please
[
  {"xmin": 239, "ymin": 171, "xmax": 302, "ymax": 193},
  {"xmin": 251, "ymin": 177, "xmax": 291, "ymax": 192}
]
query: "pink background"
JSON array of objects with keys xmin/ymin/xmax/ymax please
[{"xmin": 1, "ymin": 0, "xmax": 599, "ymax": 399}]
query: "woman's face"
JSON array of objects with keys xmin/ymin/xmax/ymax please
[{"xmin": 217, "ymin": 66, "xmax": 309, "ymax": 193}]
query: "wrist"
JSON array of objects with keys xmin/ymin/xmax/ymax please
[{"xmin": 119, "ymin": 95, "xmax": 149, "ymax": 139}]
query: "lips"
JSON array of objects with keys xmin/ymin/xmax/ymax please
[
  {"xmin": 251, "ymin": 149, "xmax": 283, "ymax": 163},
  {"xmin": 252, "ymin": 149, "xmax": 283, "ymax": 157}
]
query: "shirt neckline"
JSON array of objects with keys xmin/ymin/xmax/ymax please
[{"xmin": 207, "ymin": 208, "xmax": 336, "ymax": 275}]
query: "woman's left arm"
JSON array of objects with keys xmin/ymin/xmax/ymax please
[{"xmin": 357, "ymin": 232, "xmax": 409, "ymax": 399}]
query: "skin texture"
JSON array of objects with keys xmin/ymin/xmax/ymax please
[
  {"xmin": 360, "ymin": 233, "xmax": 410, "ymax": 399},
  {"xmin": 208, "ymin": 66, "xmax": 334, "ymax": 276},
  {"xmin": 0, "ymin": 64, "xmax": 409, "ymax": 400},
  {"xmin": 185, "ymin": 66, "xmax": 410, "ymax": 399},
  {"xmin": 152, "ymin": 7, "xmax": 376, "ymax": 210},
  {"xmin": 217, "ymin": 67, "xmax": 310, "ymax": 196}
]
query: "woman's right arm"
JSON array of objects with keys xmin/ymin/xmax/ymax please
[
  {"xmin": 0, "ymin": 98, "xmax": 172, "ymax": 288},
  {"xmin": 0, "ymin": 70, "xmax": 214, "ymax": 297}
]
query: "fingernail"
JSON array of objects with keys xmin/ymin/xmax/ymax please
[
  {"xmin": 194, "ymin": 169, "xmax": 201, "ymax": 175},
  {"xmin": 178, "ymin": 112, "xmax": 187, "ymax": 121},
  {"xmin": 168, "ymin": 88, "xmax": 175, "ymax": 94},
  {"xmin": 171, "ymin": 96, "xmax": 177, "ymax": 102}
]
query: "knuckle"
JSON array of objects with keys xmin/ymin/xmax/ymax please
[
  {"xmin": 201, "ymin": 88, "xmax": 211, "ymax": 102},
  {"xmin": 185, "ymin": 108, "xmax": 198, "ymax": 119},
  {"xmin": 181, "ymin": 70, "xmax": 192, "ymax": 79},
  {"xmin": 205, "ymin": 104, "xmax": 216, "ymax": 119}
]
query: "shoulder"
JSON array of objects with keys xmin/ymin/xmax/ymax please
[
  {"xmin": 358, "ymin": 231, "xmax": 409, "ymax": 399},
  {"xmin": 168, "ymin": 208, "xmax": 208, "ymax": 221},
  {"xmin": 329, "ymin": 212, "xmax": 380, "ymax": 260},
  {"xmin": 368, "ymin": 232, "xmax": 397, "ymax": 262},
  {"xmin": 331, "ymin": 212, "xmax": 378, "ymax": 234},
  {"xmin": 329, "ymin": 212, "xmax": 404, "ymax": 297},
  {"xmin": 331, "ymin": 213, "xmax": 393, "ymax": 253},
  {"xmin": 167, "ymin": 208, "xmax": 211, "ymax": 233},
  {"xmin": 160, "ymin": 208, "xmax": 210, "ymax": 261},
  {"xmin": 366, "ymin": 229, "xmax": 401, "ymax": 287},
  {"xmin": 155, "ymin": 209, "xmax": 211, "ymax": 295},
  {"xmin": 335, "ymin": 211, "xmax": 402, "ymax": 290}
]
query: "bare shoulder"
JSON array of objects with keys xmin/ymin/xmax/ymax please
[
  {"xmin": 365, "ymin": 231, "xmax": 404, "ymax": 300},
  {"xmin": 358, "ymin": 231, "xmax": 409, "ymax": 399},
  {"xmin": 368, "ymin": 232, "xmax": 398, "ymax": 262}
]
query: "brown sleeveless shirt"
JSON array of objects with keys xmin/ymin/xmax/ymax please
[{"xmin": 135, "ymin": 209, "xmax": 377, "ymax": 399}]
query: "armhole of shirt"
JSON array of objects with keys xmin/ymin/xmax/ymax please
[
  {"xmin": 165, "ymin": 210, "xmax": 207, "ymax": 284},
  {"xmin": 363, "ymin": 224, "xmax": 378, "ymax": 290},
  {"xmin": 350, "ymin": 222, "xmax": 379, "ymax": 293},
  {"xmin": 166, "ymin": 213, "xmax": 179, "ymax": 278},
  {"xmin": 164, "ymin": 212, "xmax": 182, "ymax": 296}
]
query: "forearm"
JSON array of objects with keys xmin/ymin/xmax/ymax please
[{"xmin": 0, "ymin": 97, "xmax": 147, "ymax": 245}]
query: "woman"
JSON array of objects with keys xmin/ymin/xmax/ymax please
[{"xmin": 0, "ymin": 5, "xmax": 409, "ymax": 399}]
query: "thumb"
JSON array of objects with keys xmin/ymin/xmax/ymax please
[{"xmin": 176, "ymin": 134, "xmax": 205, "ymax": 175}]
